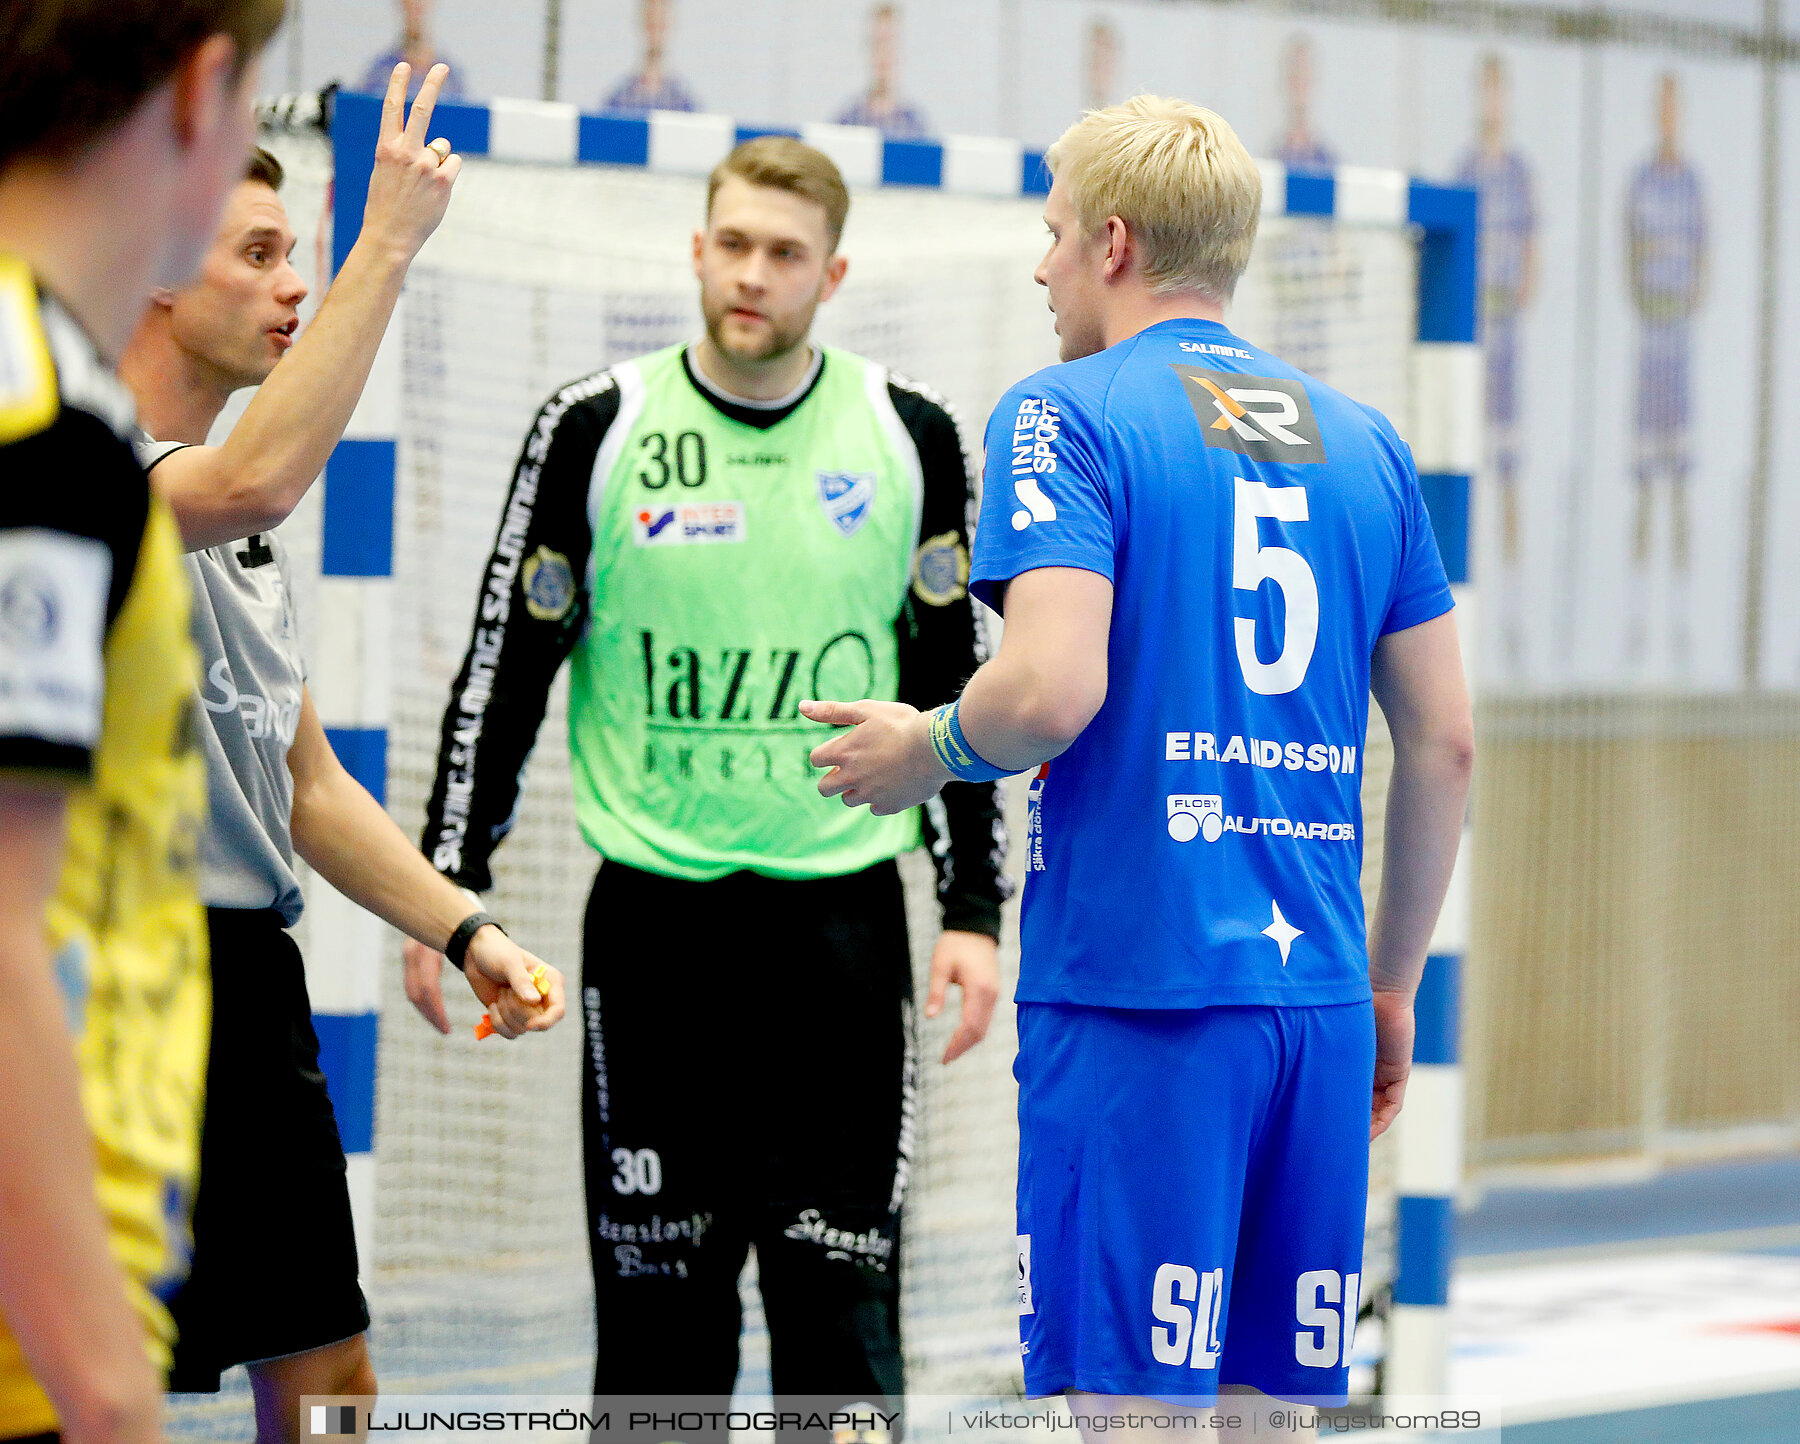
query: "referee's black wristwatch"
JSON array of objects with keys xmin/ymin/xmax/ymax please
[{"xmin": 444, "ymin": 904, "xmax": 505, "ymax": 971}]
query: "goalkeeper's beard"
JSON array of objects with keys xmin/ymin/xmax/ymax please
[{"xmin": 701, "ymin": 289, "xmax": 816, "ymax": 367}]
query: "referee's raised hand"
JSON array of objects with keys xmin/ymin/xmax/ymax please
[{"xmin": 362, "ymin": 61, "xmax": 461, "ymax": 264}]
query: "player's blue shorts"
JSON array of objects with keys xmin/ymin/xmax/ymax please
[{"xmin": 1015, "ymin": 1000, "xmax": 1375, "ymax": 1404}]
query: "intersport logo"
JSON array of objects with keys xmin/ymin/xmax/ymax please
[
  {"xmin": 632, "ymin": 500, "xmax": 745, "ymax": 545},
  {"xmin": 1171, "ymin": 365, "xmax": 1327, "ymax": 463}
]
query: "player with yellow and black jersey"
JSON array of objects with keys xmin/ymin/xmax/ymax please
[
  {"xmin": 0, "ymin": 4, "xmax": 284, "ymax": 1442},
  {"xmin": 0, "ymin": 265, "xmax": 209, "ymax": 1442}
]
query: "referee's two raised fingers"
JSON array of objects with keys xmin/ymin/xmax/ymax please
[
  {"xmin": 404, "ymin": 63, "xmax": 452, "ymax": 147},
  {"xmin": 381, "ymin": 62, "xmax": 409, "ymax": 138}
]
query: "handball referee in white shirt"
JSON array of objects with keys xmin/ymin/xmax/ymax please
[{"xmin": 118, "ymin": 66, "xmax": 566, "ymax": 1443}]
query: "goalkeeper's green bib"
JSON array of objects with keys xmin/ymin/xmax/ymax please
[{"xmin": 568, "ymin": 344, "xmax": 924, "ymax": 879}]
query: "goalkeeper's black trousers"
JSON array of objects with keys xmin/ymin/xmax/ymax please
[{"xmin": 580, "ymin": 858, "xmax": 914, "ymax": 1400}]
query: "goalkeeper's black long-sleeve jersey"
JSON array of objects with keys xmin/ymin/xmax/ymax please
[{"xmin": 420, "ymin": 343, "xmax": 1010, "ymax": 938}]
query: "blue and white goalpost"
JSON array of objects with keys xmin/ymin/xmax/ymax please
[
  {"xmin": 287, "ymin": 92, "xmax": 1477, "ymax": 1395},
  {"xmin": 1249, "ymin": 158, "xmax": 1479, "ymax": 1398},
  {"xmin": 1385, "ymin": 175, "xmax": 1479, "ymax": 1399}
]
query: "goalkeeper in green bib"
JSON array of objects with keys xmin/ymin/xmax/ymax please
[{"xmin": 411, "ymin": 136, "xmax": 1010, "ymax": 1398}]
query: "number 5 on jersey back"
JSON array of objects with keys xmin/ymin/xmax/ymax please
[{"xmin": 1233, "ymin": 477, "xmax": 1318, "ymax": 696}]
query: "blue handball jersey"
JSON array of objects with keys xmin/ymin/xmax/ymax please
[{"xmin": 972, "ymin": 318, "xmax": 1453, "ymax": 1008}]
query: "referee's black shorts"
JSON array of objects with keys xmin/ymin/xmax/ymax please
[{"xmin": 166, "ymin": 907, "xmax": 370, "ymax": 1392}]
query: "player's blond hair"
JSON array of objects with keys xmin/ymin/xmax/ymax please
[{"xmin": 1045, "ymin": 95, "xmax": 1262, "ymax": 301}]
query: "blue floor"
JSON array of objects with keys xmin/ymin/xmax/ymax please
[
  {"xmin": 1459, "ymin": 1154, "xmax": 1800, "ymax": 1259},
  {"xmin": 1503, "ymin": 1387, "xmax": 1800, "ymax": 1444},
  {"xmin": 1456, "ymin": 1154, "xmax": 1800, "ymax": 1441}
]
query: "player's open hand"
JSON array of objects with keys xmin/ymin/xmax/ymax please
[
  {"xmin": 801, "ymin": 698, "xmax": 952, "ymax": 815},
  {"xmin": 363, "ymin": 62, "xmax": 461, "ymax": 263},
  {"xmin": 462, "ymin": 929, "xmax": 567, "ymax": 1039},
  {"xmin": 928, "ymin": 930, "xmax": 1000, "ymax": 1064},
  {"xmin": 1370, "ymin": 988, "xmax": 1415, "ymax": 1141}
]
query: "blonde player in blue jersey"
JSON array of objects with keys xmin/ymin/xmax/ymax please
[{"xmin": 803, "ymin": 97, "xmax": 1473, "ymax": 1437}]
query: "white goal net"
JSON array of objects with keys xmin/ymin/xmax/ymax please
[{"xmin": 229, "ymin": 127, "xmax": 1417, "ymax": 1410}]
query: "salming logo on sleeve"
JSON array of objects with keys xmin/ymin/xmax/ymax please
[
  {"xmin": 432, "ymin": 371, "xmax": 613, "ymax": 875},
  {"xmin": 1007, "ymin": 397, "xmax": 1060, "ymax": 530}
]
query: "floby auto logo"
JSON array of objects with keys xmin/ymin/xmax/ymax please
[
  {"xmin": 633, "ymin": 500, "xmax": 746, "ymax": 545},
  {"xmin": 1171, "ymin": 366, "xmax": 1327, "ymax": 463},
  {"xmin": 1167, "ymin": 792, "xmax": 1354, "ymax": 845},
  {"xmin": 1168, "ymin": 794, "xmax": 1224, "ymax": 843}
]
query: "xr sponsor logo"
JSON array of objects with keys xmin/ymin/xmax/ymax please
[{"xmin": 1172, "ymin": 366, "xmax": 1327, "ymax": 463}]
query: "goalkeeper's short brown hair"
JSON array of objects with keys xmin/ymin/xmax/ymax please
[
  {"xmin": 0, "ymin": 0, "xmax": 287, "ymax": 172},
  {"xmin": 707, "ymin": 136, "xmax": 852, "ymax": 252}
]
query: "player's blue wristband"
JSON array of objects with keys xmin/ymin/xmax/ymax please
[{"xmin": 927, "ymin": 699, "xmax": 1011, "ymax": 783}]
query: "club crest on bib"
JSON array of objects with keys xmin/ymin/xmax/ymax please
[
  {"xmin": 817, "ymin": 470, "xmax": 878, "ymax": 537},
  {"xmin": 522, "ymin": 545, "xmax": 577, "ymax": 620}
]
